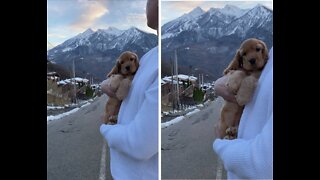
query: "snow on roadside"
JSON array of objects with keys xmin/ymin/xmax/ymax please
[
  {"xmin": 47, "ymin": 102, "xmax": 91, "ymax": 123},
  {"xmin": 185, "ymin": 108, "xmax": 200, "ymax": 116},
  {"xmin": 196, "ymin": 104, "xmax": 204, "ymax": 108},
  {"xmin": 161, "ymin": 108, "xmax": 201, "ymax": 128},
  {"xmin": 161, "ymin": 116, "xmax": 184, "ymax": 128},
  {"xmin": 47, "ymin": 106, "xmax": 64, "ymax": 110}
]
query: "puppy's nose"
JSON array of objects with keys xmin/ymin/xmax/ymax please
[
  {"xmin": 249, "ymin": 58, "xmax": 256, "ymax": 65},
  {"xmin": 125, "ymin": 66, "xmax": 130, "ymax": 71}
]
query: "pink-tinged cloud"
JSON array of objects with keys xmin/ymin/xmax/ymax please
[
  {"xmin": 70, "ymin": 1, "xmax": 108, "ymax": 32},
  {"xmin": 166, "ymin": 1, "xmax": 203, "ymax": 13}
]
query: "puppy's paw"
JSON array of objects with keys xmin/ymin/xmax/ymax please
[
  {"xmin": 107, "ymin": 115, "xmax": 118, "ymax": 125},
  {"xmin": 225, "ymin": 127, "xmax": 238, "ymax": 137},
  {"xmin": 103, "ymin": 115, "xmax": 110, "ymax": 124},
  {"xmin": 223, "ymin": 134, "xmax": 237, "ymax": 140},
  {"xmin": 224, "ymin": 127, "xmax": 238, "ymax": 140}
]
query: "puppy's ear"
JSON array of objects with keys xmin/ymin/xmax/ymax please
[
  {"xmin": 259, "ymin": 40, "xmax": 269, "ymax": 61},
  {"xmin": 223, "ymin": 50, "xmax": 241, "ymax": 75},
  {"xmin": 107, "ymin": 60, "xmax": 120, "ymax": 77}
]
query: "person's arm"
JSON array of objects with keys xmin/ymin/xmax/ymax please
[
  {"xmin": 100, "ymin": 79, "xmax": 117, "ymax": 98},
  {"xmin": 214, "ymin": 76, "xmax": 237, "ymax": 103},
  {"xmin": 100, "ymin": 77, "xmax": 158, "ymax": 160},
  {"xmin": 213, "ymin": 112, "xmax": 273, "ymax": 179}
]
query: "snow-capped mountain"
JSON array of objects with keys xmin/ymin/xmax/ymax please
[
  {"xmin": 162, "ymin": 4, "xmax": 272, "ymax": 42},
  {"xmin": 47, "ymin": 27, "xmax": 157, "ymax": 81},
  {"xmin": 161, "ymin": 4, "xmax": 273, "ymax": 81},
  {"xmin": 223, "ymin": 4, "xmax": 272, "ymax": 37},
  {"xmin": 219, "ymin": 4, "xmax": 248, "ymax": 18},
  {"xmin": 161, "ymin": 7, "xmax": 204, "ymax": 39}
]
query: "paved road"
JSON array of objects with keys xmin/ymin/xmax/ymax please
[
  {"xmin": 161, "ymin": 97, "xmax": 227, "ymax": 179},
  {"xmin": 47, "ymin": 95, "xmax": 113, "ymax": 180}
]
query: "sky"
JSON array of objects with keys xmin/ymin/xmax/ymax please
[
  {"xmin": 161, "ymin": 0, "xmax": 273, "ymax": 25},
  {"xmin": 47, "ymin": 0, "xmax": 155, "ymax": 50}
]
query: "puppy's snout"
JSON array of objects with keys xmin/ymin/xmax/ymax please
[
  {"xmin": 125, "ymin": 65, "xmax": 130, "ymax": 71},
  {"xmin": 249, "ymin": 58, "xmax": 256, "ymax": 65}
]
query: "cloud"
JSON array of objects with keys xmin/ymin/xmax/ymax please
[
  {"xmin": 70, "ymin": 1, "xmax": 109, "ymax": 32},
  {"xmin": 47, "ymin": 33, "xmax": 67, "ymax": 39},
  {"xmin": 166, "ymin": 1, "xmax": 203, "ymax": 13},
  {"xmin": 126, "ymin": 13, "xmax": 146, "ymax": 26}
]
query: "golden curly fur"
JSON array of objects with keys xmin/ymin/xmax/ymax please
[
  {"xmin": 104, "ymin": 51, "xmax": 139, "ymax": 124},
  {"xmin": 218, "ymin": 38, "xmax": 269, "ymax": 139}
]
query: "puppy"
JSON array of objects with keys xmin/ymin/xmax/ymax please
[
  {"xmin": 218, "ymin": 38, "xmax": 269, "ymax": 139},
  {"xmin": 104, "ymin": 51, "xmax": 139, "ymax": 124}
]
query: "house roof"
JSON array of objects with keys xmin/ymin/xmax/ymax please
[{"xmin": 162, "ymin": 74, "xmax": 197, "ymax": 83}]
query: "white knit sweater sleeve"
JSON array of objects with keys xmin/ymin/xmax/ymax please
[
  {"xmin": 213, "ymin": 107, "xmax": 273, "ymax": 179},
  {"xmin": 100, "ymin": 77, "xmax": 158, "ymax": 160}
]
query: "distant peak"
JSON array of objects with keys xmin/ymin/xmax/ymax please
[
  {"xmin": 182, "ymin": 6, "xmax": 204, "ymax": 19},
  {"xmin": 189, "ymin": 6, "xmax": 205, "ymax": 15},
  {"xmin": 254, "ymin": 3, "xmax": 269, "ymax": 10},
  {"xmin": 74, "ymin": 28, "xmax": 94, "ymax": 39},
  {"xmin": 83, "ymin": 28, "xmax": 94, "ymax": 34},
  {"xmin": 96, "ymin": 27, "xmax": 124, "ymax": 36},
  {"xmin": 192, "ymin": 6, "xmax": 204, "ymax": 12},
  {"xmin": 251, "ymin": 3, "xmax": 272, "ymax": 12},
  {"xmin": 128, "ymin": 27, "xmax": 140, "ymax": 32}
]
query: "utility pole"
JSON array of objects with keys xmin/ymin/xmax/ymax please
[
  {"xmin": 171, "ymin": 57, "xmax": 174, "ymax": 112},
  {"xmin": 202, "ymin": 74, "xmax": 204, "ymax": 85},
  {"xmin": 174, "ymin": 50, "xmax": 180, "ymax": 110},
  {"xmin": 73, "ymin": 59, "xmax": 77, "ymax": 104}
]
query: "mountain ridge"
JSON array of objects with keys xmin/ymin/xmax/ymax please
[
  {"xmin": 161, "ymin": 4, "xmax": 273, "ymax": 81},
  {"xmin": 47, "ymin": 27, "xmax": 157, "ymax": 81}
]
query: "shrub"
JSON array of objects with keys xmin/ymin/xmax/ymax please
[
  {"xmin": 193, "ymin": 87, "xmax": 204, "ymax": 102},
  {"xmin": 85, "ymin": 86, "xmax": 94, "ymax": 98}
]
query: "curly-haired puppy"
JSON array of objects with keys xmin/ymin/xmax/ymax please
[
  {"xmin": 218, "ymin": 38, "xmax": 269, "ymax": 139},
  {"xmin": 104, "ymin": 51, "xmax": 139, "ymax": 124}
]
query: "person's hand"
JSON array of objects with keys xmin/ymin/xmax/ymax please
[
  {"xmin": 101, "ymin": 79, "xmax": 117, "ymax": 98},
  {"xmin": 214, "ymin": 76, "xmax": 237, "ymax": 103}
]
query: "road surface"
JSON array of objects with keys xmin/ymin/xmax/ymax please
[
  {"xmin": 47, "ymin": 95, "xmax": 112, "ymax": 180},
  {"xmin": 161, "ymin": 97, "xmax": 227, "ymax": 179}
]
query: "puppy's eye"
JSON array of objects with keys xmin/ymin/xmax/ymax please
[
  {"xmin": 130, "ymin": 58, "xmax": 134, "ymax": 61},
  {"xmin": 243, "ymin": 52, "xmax": 246, "ymax": 56},
  {"xmin": 256, "ymin": 47, "xmax": 261, "ymax": 52},
  {"xmin": 120, "ymin": 61, "xmax": 124, "ymax": 65}
]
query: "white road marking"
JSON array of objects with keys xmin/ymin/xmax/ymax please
[
  {"xmin": 99, "ymin": 141, "xmax": 107, "ymax": 180},
  {"xmin": 216, "ymin": 158, "xmax": 223, "ymax": 180}
]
